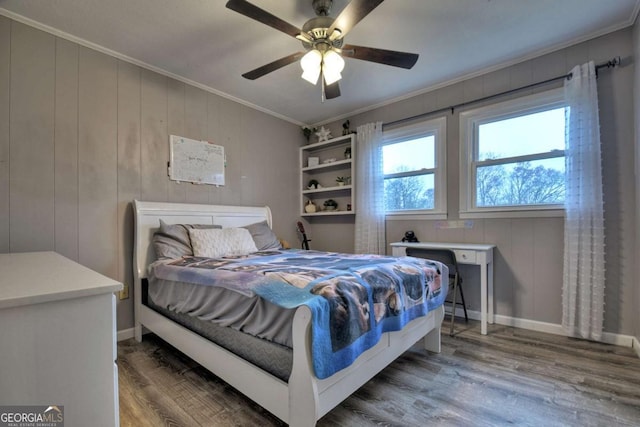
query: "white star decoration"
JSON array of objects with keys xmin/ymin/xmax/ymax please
[{"xmin": 315, "ymin": 126, "xmax": 332, "ymax": 142}]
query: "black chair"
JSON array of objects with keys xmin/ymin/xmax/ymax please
[{"xmin": 406, "ymin": 247, "xmax": 468, "ymax": 336}]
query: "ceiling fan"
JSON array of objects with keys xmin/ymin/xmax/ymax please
[{"xmin": 225, "ymin": 0, "xmax": 419, "ymax": 100}]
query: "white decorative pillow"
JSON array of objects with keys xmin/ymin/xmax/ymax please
[{"xmin": 188, "ymin": 228, "xmax": 258, "ymax": 258}]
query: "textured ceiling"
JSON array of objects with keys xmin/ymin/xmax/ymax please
[{"xmin": 0, "ymin": 0, "xmax": 638, "ymax": 125}]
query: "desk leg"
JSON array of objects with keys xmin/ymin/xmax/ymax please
[
  {"xmin": 480, "ymin": 262, "xmax": 488, "ymax": 335},
  {"xmin": 488, "ymin": 261, "xmax": 494, "ymax": 324}
]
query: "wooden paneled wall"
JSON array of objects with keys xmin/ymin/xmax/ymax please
[
  {"xmin": 0, "ymin": 17, "xmax": 301, "ymax": 331},
  {"xmin": 320, "ymin": 29, "xmax": 636, "ymax": 336}
]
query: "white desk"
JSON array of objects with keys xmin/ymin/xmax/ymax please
[{"xmin": 391, "ymin": 242, "xmax": 496, "ymax": 335}]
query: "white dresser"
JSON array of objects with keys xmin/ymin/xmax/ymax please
[{"xmin": 0, "ymin": 251, "xmax": 122, "ymax": 427}]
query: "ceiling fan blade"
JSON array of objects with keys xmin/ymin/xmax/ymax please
[
  {"xmin": 342, "ymin": 44, "xmax": 419, "ymax": 69},
  {"xmin": 328, "ymin": 0, "xmax": 385, "ymax": 39},
  {"xmin": 324, "ymin": 80, "xmax": 341, "ymax": 99},
  {"xmin": 242, "ymin": 52, "xmax": 305, "ymax": 80},
  {"xmin": 226, "ymin": 0, "xmax": 302, "ymax": 39}
]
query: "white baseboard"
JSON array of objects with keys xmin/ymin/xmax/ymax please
[
  {"xmin": 448, "ymin": 305, "xmax": 481, "ymax": 322},
  {"xmin": 117, "ymin": 327, "xmax": 135, "ymax": 342},
  {"xmin": 633, "ymin": 336, "xmax": 640, "ymax": 358},
  {"xmin": 447, "ymin": 304, "xmax": 637, "ymax": 352},
  {"xmin": 492, "ymin": 313, "xmax": 566, "ymax": 336},
  {"xmin": 600, "ymin": 331, "xmax": 636, "ymax": 348}
]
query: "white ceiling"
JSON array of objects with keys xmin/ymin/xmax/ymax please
[{"xmin": 0, "ymin": 0, "xmax": 638, "ymax": 125}]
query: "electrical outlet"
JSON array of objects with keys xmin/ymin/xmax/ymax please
[{"xmin": 119, "ymin": 284, "xmax": 129, "ymax": 300}]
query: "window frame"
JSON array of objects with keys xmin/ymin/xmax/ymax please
[
  {"xmin": 382, "ymin": 116, "xmax": 447, "ymax": 220},
  {"xmin": 459, "ymin": 88, "xmax": 566, "ymax": 218}
]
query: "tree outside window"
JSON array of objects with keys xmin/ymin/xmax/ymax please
[
  {"xmin": 382, "ymin": 117, "xmax": 446, "ymax": 217},
  {"xmin": 460, "ymin": 89, "xmax": 566, "ymax": 215}
]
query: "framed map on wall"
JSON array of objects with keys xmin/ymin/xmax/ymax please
[{"xmin": 169, "ymin": 135, "xmax": 225, "ymax": 186}]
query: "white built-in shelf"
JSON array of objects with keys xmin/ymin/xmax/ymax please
[
  {"xmin": 302, "ymin": 158, "xmax": 351, "ymax": 172},
  {"xmin": 302, "ymin": 184, "xmax": 352, "ymax": 194},
  {"xmin": 303, "ymin": 133, "xmax": 353, "ymax": 150},
  {"xmin": 300, "ymin": 134, "xmax": 355, "ymax": 217},
  {"xmin": 301, "ymin": 210, "xmax": 355, "ymax": 217}
]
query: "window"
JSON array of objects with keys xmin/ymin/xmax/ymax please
[
  {"xmin": 382, "ymin": 117, "xmax": 446, "ymax": 218},
  {"xmin": 459, "ymin": 89, "xmax": 566, "ymax": 217}
]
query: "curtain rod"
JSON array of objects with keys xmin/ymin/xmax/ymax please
[{"xmin": 382, "ymin": 56, "xmax": 621, "ymax": 130}]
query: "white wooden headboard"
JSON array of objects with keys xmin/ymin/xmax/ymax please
[{"xmin": 133, "ymin": 200, "xmax": 272, "ymax": 281}]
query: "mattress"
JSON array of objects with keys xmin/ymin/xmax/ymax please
[
  {"xmin": 148, "ymin": 275, "xmax": 295, "ymax": 347},
  {"xmin": 146, "ymin": 297, "xmax": 293, "ymax": 382}
]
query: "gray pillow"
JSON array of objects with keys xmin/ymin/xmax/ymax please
[
  {"xmin": 153, "ymin": 219, "xmax": 221, "ymax": 259},
  {"xmin": 243, "ymin": 221, "xmax": 282, "ymax": 250}
]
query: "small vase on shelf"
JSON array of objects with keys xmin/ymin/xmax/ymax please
[{"xmin": 304, "ymin": 200, "xmax": 317, "ymax": 213}]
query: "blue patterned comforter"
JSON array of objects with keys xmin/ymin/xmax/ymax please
[{"xmin": 150, "ymin": 249, "xmax": 447, "ymax": 379}]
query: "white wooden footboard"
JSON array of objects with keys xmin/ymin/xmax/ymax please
[
  {"xmin": 136, "ymin": 294, "xmax": 442, "ymax": 427},
  {"xmin": 288, "ymin": 304, "xmax": 444, "ymax": 426}
]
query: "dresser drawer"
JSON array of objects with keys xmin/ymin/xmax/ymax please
[{"xmin": 454, "ymin": 250, "xmax": 476, "ymax": 263}]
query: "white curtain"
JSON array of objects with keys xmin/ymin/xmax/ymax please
[
  {"xmin": 354, "ymin": 122, "xmax": 385, "ymax": 254},
  {"xmin": 562, "ymin": 61, "xmax": 606, "ymax": 341}
]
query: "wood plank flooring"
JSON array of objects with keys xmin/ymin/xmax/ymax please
[{"xmin": 118, "ymin": 321, "xmax": 640, "ymax": 426}]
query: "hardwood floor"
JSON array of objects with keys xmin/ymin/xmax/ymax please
[{"xmin": 118, "ymin": 321, "xmax": 640, "ymax": 426}]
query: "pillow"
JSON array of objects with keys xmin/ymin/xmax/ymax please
[
  {"xmin": 152, "ymin": 219, "xmax": 221, "ymax": 259},
  {"xmin": 189, "ymin": 228, "xmax": 258, "ymax": 258},
  {"xmin": 242, "ymin": 220, "xmax": 282, "ymax": 250}
]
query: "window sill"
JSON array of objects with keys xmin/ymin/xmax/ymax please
[
  {"xmin": 459, "ymin": 209, "xmax": 564, "ymax": 219},
  {"xmin": 386, "ymin": 212, "xmax": 448, "ymax": 221}
]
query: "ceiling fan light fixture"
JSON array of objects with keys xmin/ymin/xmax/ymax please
[
  {"xmin": 322, "ymin": 68, "xmax": 342, "ymax": 85},
  {"xmin": 301, "ymin": 49, "xmax": 322, "ymax": 84},
  {"xmin": 322, "ymin": 49, "xmax": 345, "ymax": 85},
  {"xmin": 228, "ymin": 0, "xmax": 419, "ymax": 99},
  {"xmin": 328, "ymin": 29, "xmax": 342, "ymax": 41}
]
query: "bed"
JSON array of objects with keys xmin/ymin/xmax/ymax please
[{"xmin": 133, "ymin": 200, "xmax": 446, "ymax": 426}]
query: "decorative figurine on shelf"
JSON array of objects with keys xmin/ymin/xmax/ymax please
[
  {"xmin": 315, "ymin": 126, "xmax": 332, "ymax": 142},
  {"xmin": 323, "ymin": 199, "xmax": 338, "ymax": 211},
  {"xmin": 302, "ymin": 126, "xmax": 317, "ymax": 142},
  {"xmin": 342, "ymin": 120, "xmax": 351, "ymax": 135},
  {"xmin": 308, "ymin": 179, "xmax": 319, "ymax": 189},
  {"xmin": 304, "ymin": 200, "xmax": 317, "ymax": 213},
  {"xmin": 344, "ymin": 147, "xmax": 351, "ymax": 159}
]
